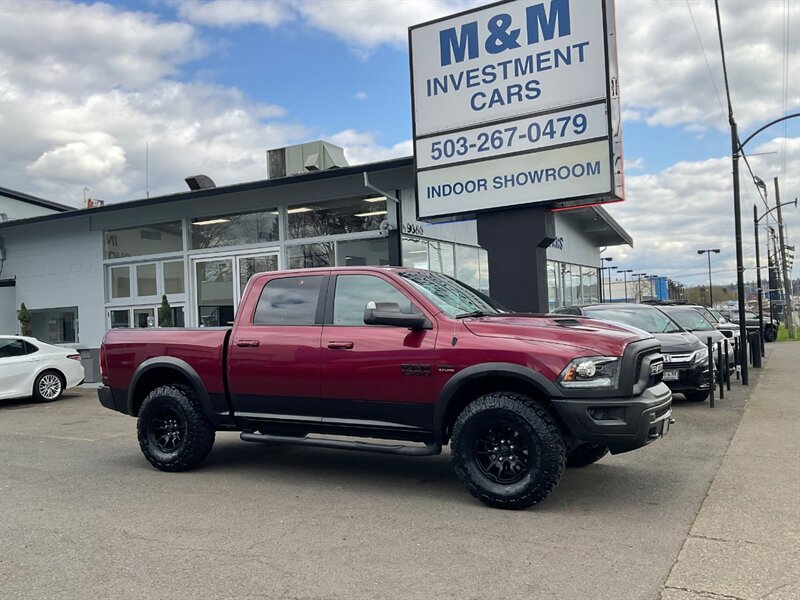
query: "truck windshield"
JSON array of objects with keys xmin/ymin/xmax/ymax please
[
  {"xmin": 398, "ymin": 271, "xmax": 504, "ymax": 318},
  {"xmin": 583, "ymin": 307, "xmax": 682, "ymax": 334}
]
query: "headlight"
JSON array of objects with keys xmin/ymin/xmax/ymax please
[
  {"xmin": 558, "ymin": 356, "xmax": 621, "ymax": 389},
  {"xmin": 693, "ymin": 347, "xmax": 709, "ymax": 364}
]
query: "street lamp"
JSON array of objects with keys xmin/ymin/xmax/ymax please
[
  {"xmin": 618, "ymin": 269, "xmax": 633, "ymax": 302},
  {"xmin": 697, "ymin": 249, "xmax": 721, "ymax": 306},
  {"xmin": 605, "ymin": 265, "xmax": 618, "ymax": 302},
  {"xmin": 631, "ymin": 273, "xmax": 646, "ymax": 303},
  {"xmin": 599, "ymin": 256, "xmax": 613, "ymax": 302}
]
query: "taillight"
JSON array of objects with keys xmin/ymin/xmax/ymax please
[
  {"xmin": 67, "ymin": 354, "xmax": 81, "ymax": 361},
  {"xmin": 99, "ymin": 344, "xmax": 107, "ymax": 379}
]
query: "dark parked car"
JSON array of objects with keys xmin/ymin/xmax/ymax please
[
  {"xmin": 553, "ymin": 304, "xmax": 712, "ymax": 402},
  {"xmin": 716, "ymin": 306, "xmax": 779, "ymax": 342},
  {"xmin": 654, "ymin": 305, "xmax": 735, "ymax": 373}
]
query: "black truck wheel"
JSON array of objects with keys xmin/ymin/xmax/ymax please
[
  {"xmin": 763, "ymin": 326, "xmax": 777, "ymax": 343},
  {"xmin": 450, "ymin": 392, "xmax": 566, "ymax": 510},
  {"xmin": 566, "ymin": 443, "xmax": 609, "ymax": 468},
  {"xmin": 137, "ymin": 385, "xmax": 215, "ymax": 472}
]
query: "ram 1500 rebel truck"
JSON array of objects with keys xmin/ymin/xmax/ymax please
[{"xmin": 99, "ymin": 267, "xmax": 672, "ymax": 509}]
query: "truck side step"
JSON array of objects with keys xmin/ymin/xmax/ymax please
[{"xmin": 240, "ymin": 432, "xmax": 442, "ymax": 456}]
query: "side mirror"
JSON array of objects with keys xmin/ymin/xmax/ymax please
[{"xmin": 363, "ymin": 301, "xmax": 432, "ymax": 330}]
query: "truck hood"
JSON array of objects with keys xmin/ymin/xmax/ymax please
[{"xmin": 462, "ymin": 314, "xmax": 649, "ymax": 356}]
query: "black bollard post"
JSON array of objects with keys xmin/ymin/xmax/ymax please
[
  {"xmin": 734, "ymin": 337, "xmax": 740, "ymax": 380},
  {"xmin": 717, "ymin": 342, "xmax": 724, "ymax": 399},
  {"xmin": 707, "ymin": 337, "xmax": 715, "ymax": 408},
  {"xmin": 724, "ymin": 340, "xmax": 731, "ymax": 391},
  {"xmin": 751, "ymin": 332, "xmax": 762, "ymax": 368}
]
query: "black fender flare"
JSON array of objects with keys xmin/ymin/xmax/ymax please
[
  {"xmin": 432, "ymin": 362, "xmax": 562, "ymax": 443},
  {"xmin": 128, "ymin": 357, "xmax": 216, "ymax": 419}
]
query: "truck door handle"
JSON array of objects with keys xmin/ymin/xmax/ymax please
[
  {"xmin": 327, "ymin": 341, "xmax": 354, "ymax": 350},
  {"xmin": 236, "ymin": 339, "xmax": 260, "ymax": 347}
]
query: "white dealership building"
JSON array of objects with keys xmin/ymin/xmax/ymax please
[{"xmin": 0, "ymin": 142, "xmax": 631, "ymax": 381}]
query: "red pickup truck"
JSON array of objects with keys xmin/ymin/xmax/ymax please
[{"xmin": 98, "ymin": 267, "xmax": 672, "ymax": 509}]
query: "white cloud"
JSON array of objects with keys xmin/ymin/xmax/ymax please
[
  {"xmin": 327, "ymin": 129, "xmax": 412, "ymax": 164},
  {"xmin": 354, "ymin": 91, "xmax": 368, "ymax": 101},
  {"xmin": 606, "ymin": 136, "xmax": 800, "ymax": 283},
  {"xmin": 616, "ymin": 0, "xmax": 800, "ymax": 131},
  {"xmin": 0, "ymin": 0, "xmax": 204, "ymax": 93}
]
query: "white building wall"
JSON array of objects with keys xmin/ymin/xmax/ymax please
[
  {"xmin": 546, "ymin": 211, "xmax": 601, "ymax": 267},
  {"xmin": 0, "ymin": 216, "xmax": 105, "ymax": 348}
]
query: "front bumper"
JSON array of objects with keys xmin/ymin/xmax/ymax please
[
  {"xmin": 662, "ymin": 362, "xmax": 710, "ymax": 393},
  {"xmin": 551, "ymin": 383, "xmax": 673, "ymax": 455}
]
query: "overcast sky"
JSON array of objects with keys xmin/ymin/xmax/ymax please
[{"xmin": 0, "ymin": 0, "xmax": 797, "ymax": 285}]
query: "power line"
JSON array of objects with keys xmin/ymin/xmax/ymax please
[{"xmin": 685, "ymin": 0, "xmax": 727, "ymax": 127}]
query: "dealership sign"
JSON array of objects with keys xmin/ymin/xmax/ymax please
[{"xmin": 409, "ymin": 0, "xmax": 624, "ymax": 220}]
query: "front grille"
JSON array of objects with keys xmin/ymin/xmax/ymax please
[
  {"xmin": 664, "ymin": 352, "xmax": 694, "ymax": 365},
  {"xmin": 635, "ymin": 350, "xmax": 663, "ymax": 389}
]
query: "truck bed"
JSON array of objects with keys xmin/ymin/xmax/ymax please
[{"xmin": 102, "ymin": 328, "xmax": 231, "ymax": 401}]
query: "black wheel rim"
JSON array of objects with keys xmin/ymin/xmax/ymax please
[
  {"xmin": 149, "ymin": 407, "xmax": 186, "ymax": 453},
  {"xmin": 473, "ymin": 422, "xmax": 531, "ymax": 484}
]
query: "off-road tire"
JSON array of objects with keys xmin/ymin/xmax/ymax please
[
  {"xmin": 32, "ymin": 370, "xmax": 64, "ymax": 402},
  {"xmin": 684, "ymin": 390, "xmax": 709, "ymax": 402},
  {"xmin": 137, "ymin": 385, "xmax": 215, "ymax": 472},
  {"xmin": 763, "ymin": 326, "xmax": 777, "ymax": 343},
  {"xmin": 566, "ymin": 443, "xmax": 609, "ymax": 468},
  {"xmin": 450, "ymin": 392, "xmax": 566, "ymax": 510}
]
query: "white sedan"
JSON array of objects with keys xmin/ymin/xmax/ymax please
[{"xmin": 0, "ymin": 335, "xmax": 85, "ymax": 402}]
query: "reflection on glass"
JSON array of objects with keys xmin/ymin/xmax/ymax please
[
  {"xmin": 547, "ymin": 261, "xmax": 559, "ymax": 311},
  {"xmin": 104, "ymin": 221, "xmax": 183, "ymax": 260},
  {"xmin": 111, "ymin": 266, "xmax": 130, "ymax": 298},
  {"xmin": 254, "ymin": 276, "xmax": 323, "ymax": 325},
  {"xmin": 239, "ymin": 254, "xmax": 279, "ymax": 294},
  {"xmin": 136, "ymin": 263, "xmax": 157, "ymax": 296},
  {"xmin": 336, "ymin": 239, "xmax": 390, "ymax": 267},
  {"xmin": 582, "ymin": 267, "xmax": 598, "ymax": 304},
  {"xmin": 456, "ymin": 245, "xmax": 480, "ymax": 289},
  {"xmin": 333, "ymin": 275, "xmax": 413, "ymax": 326},
  {"xmin": 191, "ymin": 210, "xmax": 279, "ymax": 249},
  {"xmin": 163, "ymin": 261, "xmax": 185, "ymax": 295},
  {"xmin": 560, "ymin": 264, "xmax": 573, "ymax": 306},
  {"xmin": 287, "ymin": 197, "xmax": 387, "ymax": 239},
  {"xmin": 110, "ymin": 310, "xmax": 130, "ymax": 329},
  {"xmin": 30, "ymin": 307, "xmax": 78, "ymax": 343},
  {"xmin": 196, "ymin": 259, "xmax": 234, "ymax": 327},
  {"xmin": 287, "ymin": 244, "xmax": 334, "ymax": 269},
  {"xmin": 402, "ymin": 237, "xmax": 429, "ymax": 269},
  {"xmin": 133, "ymin": 308, "xmax": 155, "ymax": 328},
  {"xmin": 429, "ymin": 241, "xmax": 455, "ymax": 276},
  {"xmin": 171, "ymin": 307, "xmax": 185, "ymax": 328},
  {"xmin": 478, "ymin": 249, "xmax": 489, "ymax": 294}
]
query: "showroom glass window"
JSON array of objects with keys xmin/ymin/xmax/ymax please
[
  {"xmin": 29, "ymin": 307, "xmax": 79, "ymax": 343},
  {"xmin": 286, "ymin": 196, "xmax": 387, "ymax": 239},
  {"xmin": 191, "ymin": 209, "xmax": 279, "ymax": 249},
  {"xmin": 103, "ymin": 221, "xmax": 183, "ymax": 260}
]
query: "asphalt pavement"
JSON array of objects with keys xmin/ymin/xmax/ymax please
[{"xmin": 0, "ymin": 345, "xmax": 795, "ymax": 600}]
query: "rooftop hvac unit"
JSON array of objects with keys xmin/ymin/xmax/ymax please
[{"xmin": 267, "ymin": 141, "xmax": 348, "ymax": 179}]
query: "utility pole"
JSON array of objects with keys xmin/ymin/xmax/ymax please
[{"xmin": 774, "ymin": 178, "xmax": 795, "ymax": 337}]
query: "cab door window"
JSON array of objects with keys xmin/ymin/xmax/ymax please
[{"xmin": 332, "ymin": 275, "xmax": 414, "ymax": 326}]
